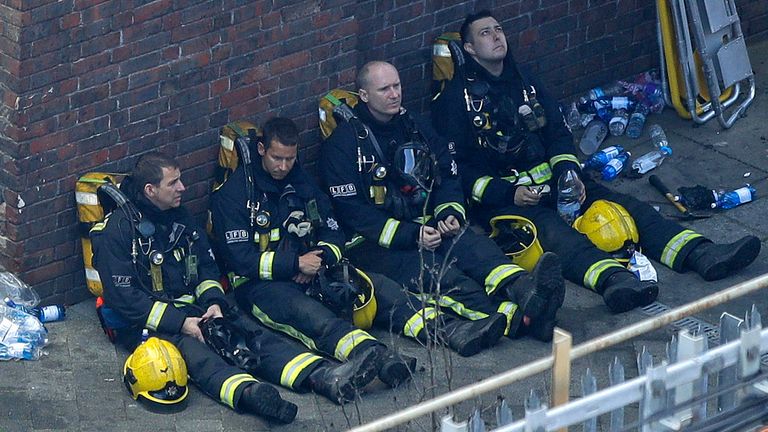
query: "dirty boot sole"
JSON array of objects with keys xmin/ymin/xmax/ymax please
[
  {"xmin": 700, "ymin": 236, "xmax": 761, "ymax": 281},
  {"xmin": 243, "ymin": 383, "xmax": 297, "ymax": 424},
  {"xmin": 603, "ymin": 280, "xmax": 658, "ymax": 314},
  {"xmin": 378, "ymin": 351, "xmax": 417, "ymax": 388},
  {"xmin": 336, "ymin": 346, "xmax": 381, "ymax": 403},
  {"xmin": 516, "ymin": 252, "xmax": 565, "ymax": 319},
  {"xmin": 451, "ymin": 313, "xmax": 507, "ymax": 357}
]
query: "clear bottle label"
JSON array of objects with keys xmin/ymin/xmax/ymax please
[{"xmin": 735, "ymin": 187, "xmax": 753, "ymax": 203}]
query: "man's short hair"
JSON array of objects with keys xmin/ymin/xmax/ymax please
[
  {"xmin": 460, "ymin": 10, "xmax": 496, "ymax": 43},
  {"xmin": 355, "ymin": 61, "xmax": 390, "ymax": 91},
  {"xmin": 132, "ymin": 151, "xmax": 179, "ymax": 188},
  {"xmin": 262, "ymin": 117, "xmax": 299, "ymax": 148}
]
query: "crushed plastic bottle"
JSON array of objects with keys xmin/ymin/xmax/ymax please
[
  {"xmin": 601, "ymin": 152, "xmax": 631, "ymax": 181},
  {"xmin": 565, "ymin": 102, "xmax": 581, "ymax": 130},
  {"xmin": 579, "ymin": 82, "xmax": 626, "ymax": 104},
  {"xmin": 648, "ymin": 124, "xmax": 668, "ymax": 149},
  {"xmin": 0, "ymin": 303, "xmax": 48, "ymax": 361},
  {"xmin": 557, "ymin": 169, "xmax": 584, "ymax": 225},
  {"xmin": 583, "ymin": 145, "xmax": 624, "ymax": 170},
  {"xmin": 579, "ymin": 119, "xmax": 608, "ymax": 155},
  {"xmin": 3, "ymin": 297, "xmax": 66, "ymax": 323},
  {"xmin": 0, "ymin": 272, "xmax": 39, "ymax": 308},
  {"xmin": 632, "ymin": 146, "xmax": 672, "ymax": 175},
  {"xmin": 713, "ymin": 185, "xmax": 756, "ymax": 209},
  {"xmin": 609, "ymin": 108, "xmax": 629, "ymax": 136},
  {"xmin": 626, "ymin": 103, "xmax": 650, "ymax": 139}
]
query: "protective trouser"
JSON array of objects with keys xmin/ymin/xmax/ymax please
[
  {"xmin": 475, "ymin": 178, "xmax": 708, "ymax": 292},
  {"xmin": 348, "ymin": 240, "xmax": 519, "ymax": 327},
  {"xmin": 235, "ymin": 281, "xmax": 380, "ymax": 362}
]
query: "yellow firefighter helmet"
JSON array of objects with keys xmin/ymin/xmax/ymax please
[
  {"xmin": 123, "ymin": 337, "xmax": 189, "ymax": 410},
  {"xmin": 574, "ymin": 200, "xmax": 640, "ymax": 254},
  {"xmin": 351, "ymin": 268, "xmax": 377, "ymax": 330},
  {"xmin": 488, "ymin": 215, "xmax": 544, "ymax": 272}
]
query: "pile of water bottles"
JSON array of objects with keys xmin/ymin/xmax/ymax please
[
  {"xmin": 582, "ymin": 124, "xmax": 672, "ymax": 181},
  {"xmin": 0, "ymin": 272, "xmax": 66, "ymax": 361}
]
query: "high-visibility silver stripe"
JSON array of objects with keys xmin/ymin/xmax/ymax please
[{"xmin": 75, "ymin": 191, "xmax": 99, "ymax": 206}]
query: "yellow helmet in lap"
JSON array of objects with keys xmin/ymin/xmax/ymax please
[
  {"xmin": 123, "ymin": 337, "xmax": 189, "ymax": 409},
  {"xmin": 574, "ymin": 200, "xmax": 639, "ymax": 254},
  {"xmin": 489, "ymin": 215, "xmax": 544, "ymax": 272},
  {"xmin": 352, "ymin": 269, "xmax": 377, "ymax": 330}
]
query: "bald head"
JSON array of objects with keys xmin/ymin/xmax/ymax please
[{"xmin": 356, "ymin": 61, "xmax": 402, "ymax": 123}]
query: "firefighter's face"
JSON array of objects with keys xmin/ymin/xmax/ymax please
[
  {"xmin": 464, "ymin": 17, "xmax": 508, "ymax": 64},
  {"xmin": 145, "ymin": 167, "xmax": 185, "ymax": 211},
  {"xmin": 359, "ymin": 63, "xmax": 402, "ymax": 123},
  {"xmin": 259, "ymin": 139, "xmax": 297, "ymax": 180}
]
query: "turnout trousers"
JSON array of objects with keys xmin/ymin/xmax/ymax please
[{"xmin": 475, "ymin": 178, "xmax": 708, "ymax": 292}]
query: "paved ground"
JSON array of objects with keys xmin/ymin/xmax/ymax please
[{"xmin": 1, "ymin": 38, "xmax": 767, "ymax": 432}]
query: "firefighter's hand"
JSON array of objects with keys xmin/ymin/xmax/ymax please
[
  {"xmin": 292, "ymin": 273, "xmax": 315, "ymax": 284},
  {"xmin": 514, "ymin": 186, "xmax": 542, "ymax": 206},
  {"xmin": 418, "ymin": 226, "xmax": 442, "ymax": 250},
  {"xmin": 437, "ymin": 215, "xmax": 462, "ymax": 237},
  {"xmin": 298, "ymin": 250, "xmax": 323, "ymax": 276},
  {"xmin": 201, "ymin": 304, "xmax": 223, "ymax": 321},
  {"xmin": 182, "ymin": 317, "xmax": 204, "ymax": 342},
  {"xmin": 574, "ymin": 177, "xmax": 587, "ymax": 204}
]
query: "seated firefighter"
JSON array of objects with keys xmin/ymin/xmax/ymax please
[
  {"xmin": 430, "ymin": 10, "xmax": 761, "ymax": 314},
  {"xmin": 208, "ymin": 117, "xmax": 508, "ymax": 376},
  {"xmin": 90, "ymin": 152, "xmax": 386, "ymax": 421},
  {"xmin": 319, "ymin": 61, "xmax": 566, "ymax": 342}
]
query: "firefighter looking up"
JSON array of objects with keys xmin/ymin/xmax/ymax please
[
  {"xmin": 430, "ymin": 10, "xmax": 761, "ymax": 313},
  {"xmin": 91, "ymin": 153, "xmax": 382, "ymax": 420},
  {"xmin": 212, "ymin": 117, "xmax": 448, "ymax": 392},
  {"xmin": 320, "ymin": 61, "xmax": 566, "ymax": 342}
]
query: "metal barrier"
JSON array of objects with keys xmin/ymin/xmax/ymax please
[{"xmin": 348, "ymin": 273, "xmax": 768, "ymax": 432}]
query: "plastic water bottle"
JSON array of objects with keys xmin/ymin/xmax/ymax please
[
  {"xmin": 609, "ymin": 108, "xmax": 629, "ymax": 136},
  {"xmin": 648, "ymin": 124, "xmax": 668, "ymax": 149},
  {"xmin": 601, "ymin": 152, "xmax": 631, "ymax": 181},
  {"xmin": 713, "ymin": 185, "xmax": 756, "ymax": 209},
  {"xmin": 583, "ymin": 145, "xmax": 624, "ymax": 170},
  {"xmin": 626, "ymin": 103, "xmax": 650, "ymax": 139},
  {"xmin": 579, "ymin": 119, "xmax": 608, "ymax": 155},
  {"xmin": 565, "ymin": 102, "xmax": 581, "ymax": 130},
  {"xmin": 631, "ymin": 146, "xmax": 672, "ymax": 175},
  {"xmin": 0, "ymin": 303, "xmax": 48, "ymax": 360},
  {"xmin": 579, "ymin": 82, "xmax": 626, "ymax": 104},
  {"xmin": 141, "ymin": 328, "xmax": 149, "ymax": 343},
  {"xmin": 644, "ymin": 83, "xmax": 665, "ymax": 113},
  {"xmin": 3, "ymin": 297, "xmax": 65, "ymax": 323},
  {"xmin": 557, "ymin": 170, "xmax": 584, "ymax": 225}
]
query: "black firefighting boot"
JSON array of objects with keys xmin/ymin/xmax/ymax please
[
  {"xmin": 238, "ymin": 382, "xmax": 298, "ymax": 424},
  {"xmin": 357, "ymin": 345, "xmax": 417, "ymax": 388},
  {"xmin": 599, "ymin": 270, "xmax": 658, "ymax": 314},
  {"xmin": 423, "ymin": 313, "xmax": 507, "ymax": 357},
  {"xmin": 307, "ymin": 347, "xmax": 380, "ymax": 404},
  {"xmin": 524, "ymin": 291, "xmax": 564, "ymax": 342},
  {"xmin": 503, "ymin": 252, "xmax": 565, "ymax": 320},
  {"xmin": 683, "ymin": 236, "xmax": 761, "ymax": 281}
]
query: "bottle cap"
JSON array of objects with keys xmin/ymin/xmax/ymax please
[{"xmin": 660, "ymin": 146, "xmax": 672, "ymax": 155}]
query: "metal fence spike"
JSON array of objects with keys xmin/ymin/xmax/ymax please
[
  {"xmin": 582, "ymin": 368, "xmax": 598, "ymax": 432},
  {"xmin": 609, "ymin": 357, "xmax": 625, "ymax": 431},
  {"xmin": 638, "ymin": 346, "xmax": 654, "ymax": 375},
  {"xmin": 747, "ymin": 304, "xmax": 762, "ymax": 330},
  {"xmin": 495, "ymin": 396, "xmax": 514, "ymax": 426},
  {"xmin": 468, "ymin": 407, "xmax": 485, "ymax": 432}
]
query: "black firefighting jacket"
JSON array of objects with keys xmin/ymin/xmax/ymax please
[
  {"xmin": 91, "ymin": 178, "xmax": 226, "ymax": 334},
  {"xmin": 431, "ymin": 51, "xmax": 581, "ymax": 208},
  {"xmin": 209, "ymin": 151, "xmax": 343, "ymax": 287},
  {"xmin": 320, "ymin": 102, "xmax": 466, "ymax": 250}
]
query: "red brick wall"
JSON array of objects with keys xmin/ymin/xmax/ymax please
[{"xmin": 0, "ymin": 0, "xmax": 764, "ymax": 304}]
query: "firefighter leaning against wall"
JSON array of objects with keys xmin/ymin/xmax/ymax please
[
  {"xmin": 90, "ymin": 153, "xmax": 381, "ymax": 421},
  {"xmin": 431, "ymin": 10, "xmax": 761, "ymax": 314},
  {"xmin": 320, "ymin": 61, "xmax": 567, "ymax": 342}
]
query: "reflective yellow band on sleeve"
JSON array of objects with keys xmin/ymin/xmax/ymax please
[
  {"xmin": 145, "ymin": 301, "xmax": 168, "ymax": 331},
  {"xmin": 484, "ymin": 264, "xmax": 525, "ymax": 296},
  {"xmin": 497, "ymin": 301, "xmax": 519, "ymax": 336},
  {"xmin": 280, "ymin": 352, "xmax": 323, "ymax": 389},
  {"xmin": 583, "ymin": 259, "xmax": 626, "ymax": 291},
  {"xmin": 549, "ymin": 154, "xmax": 580, "ymax": 168},
  {"xmin": 471, "ymin": 176, "xmax": 492, "ymax": 203},
  {"xmin": 434, "ymin": 202, "xmax": 466, "ymax": 220},
  {"xmin": 403, "ymin": 307, "xmax": 438, "ymax": 338},
  {"xmin": 259, "ymin": 251, "xmax": 275, "ymax": 280},
  {"xmin": 174, "ymin": 294, "xmax": 196, "ymax": 305},
  {"xmin": 228, "ymin": 273, "xmax": 249, "ymax": 289},
  {"xmin": 378, "ymin": 218, "xmax": 400, "ymax": 248},
  {"xmin": 661, "ymin": 230, "xmax": 703, "ymax": 268},
  {"xmin": 195, "ymin": 280, "xmax": 224, "ymax": 298},
  {"xmin": 270, "ymin": 228, "xmax": 280, "ymax": 241},
  {"xmin": 431, "ymin": 294, "xmax": 488, "ymax": 320},
  {"xmin": 529, "ymin": 162, "xmax": 552, "ymax": 184},
  {"xmin": 317, "ymin": 241, "xmax": 342, "ymax": 262},
  {"xmin": 334, "ymin": 329, "xmax": 377, "ymax": 361},
  {"xmin": 220, "ymin": 373, "xmax": 258, "ymax": 409}
]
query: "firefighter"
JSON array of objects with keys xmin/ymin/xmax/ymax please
[
  {"xmin": 320, "ymin": 61, "xmax": 567, "ymax": 342},
  {"xmin": 91, "ymin": 153, "xmax": 384, "ymax": 420},
  {"xmin": 430, "ymin": 10, "xmax": 761, "ymax": 313}
]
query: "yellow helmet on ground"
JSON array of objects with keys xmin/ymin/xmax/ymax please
[
  {"xmin": 574, "ymin": 200, "xmax": 639, "ymax": 254},
  {"xmin": 123, "ymin": 337, "xmax": 189, "ymax": 410},
  {"xmin": 488, "ymin": 215, "xmax": 544, "ymax": 272},
  {"xmin": 352, "ymin": 269, "xmax": 377, "ymax": 330}
]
